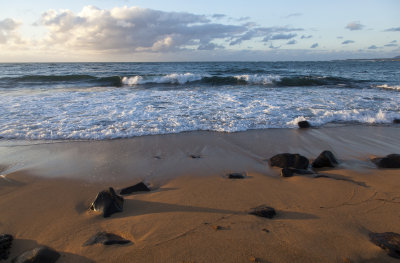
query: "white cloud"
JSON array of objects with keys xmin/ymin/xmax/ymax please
[
  {"xmin": 345, "ymin": 21, "xmax": 365, "ymax": 31},
  {"xmin": 0, "ymin": 18, "xmax": 22, "ymax": 44},
  {"xmin": 38, "ymin": 6, "xmax": 248, "ymax": 52}
]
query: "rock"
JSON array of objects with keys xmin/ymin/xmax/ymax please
[
  {"xmin": 227, "ymin": 173, "xmax": 246, "ymax": 179},
  {"xmin": 371, "ymin": 154, "xmax": 400, "ymax": 168},
  {"xmin": 269, "ymin": 153, "xmax": 309, "ymax": 169},
  {"xmin": 369, "ymin": 232, "xmax": 400, "ymax": 259},
  {"xmin": 298, "ymin": 120, "xmax": 311, "ymax": 128},
  {"xmin": 393, "ymin": 119, "xmax": 400, "ymax": 124},
  {"xmin": 0, "ymin": 234, "xmax": 13, "ymax": 260},
  {"xmin": 83, "ymin": 232, "xmax": 131, "ymax": 246},
  {"xmin": 249, "ymin": 205, "xmax": 276, "ymax": 219},
  {"xmin": 90, "ymin": 187, "xmax": 124, "ymax": 218},
  {"xmin": 280, "ymin": 168, "xmax": 294, "ymax": 177},
  {"xmin": 12, "ymin": 246, "xmax": 60, "ymax": 263},
  {"xmin": 312, "ymin": 150, "xmax": 338, "ymax": 168},
  {"xmin": 190, "ymin": 154, "xmax": 201, "ymax": 159},
  {"xmin": 120, "ymin": 182, "xmax": 150, "ymax": 195}
]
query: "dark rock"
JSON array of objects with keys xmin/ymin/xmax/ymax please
[
  {"xmin": 90, "ymin": 187, "xmax": 124, "ymax": 218},
  {"xmin": 298, "ymin": 121, "xmax": 311, "ymax": 128},
  {"xmin": 227, "ymin": 173, "xmax": 246, "ymax": 179},
  {"xmin": 371, "ymin": 154, "xmax": 400, "ymax": 168},
  {"xmin": 269, "ymin": 153, "xmax": 309, "ymax": 169},
  {"xmin": 280, "ymin": 168, "xmax": 294, "ymax": 177},
  {"xmin": 190, "ymin": 154, "xmax": 201, "ymax": 159},
  {"xmin": 393, "ymin": 119, "xmax": 400, "ymax": 124},
  {"xmin": 312, "ymin": 150, "xmax": 339, "ymax": 168},
  {"xmin": 83, "ymin": 232, "xmax": 131, "ymax": 246},
  {"xmin": 120, "ymin": 182, "xmax": 150, "ymax": 195},
  {"xmin": 0, "ymin": 234, "xmax": 13, "ymax": 260},
  {"xmin": 369, "ymin": 232, "xmax": 400, "ymax": 259},
  {"xmin": 249, "ymin": 205, "xmax": 276, "ymax": 219},
  {"xmin": 12, "ymin": 246, "xmax": 60, "ymax": 263}
]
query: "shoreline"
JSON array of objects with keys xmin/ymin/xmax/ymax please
[{"xmin": 1, "ymin": 125, "xmax": 400, "ymax": 262}]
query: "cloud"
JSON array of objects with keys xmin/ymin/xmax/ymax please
[
  {"xmin": 0, "ymin": 18, "xmax": 21, "ymax": 44},
  {"xmin": 337, "ymin": 36, "xmax": 343, "ymax": 39},
  {"xmin": 342, "ymin": 40, "xmax": 355, "ymax": 45},
  {"xmin": 345, "ymin": 21, "xmax": 365, "ymax": 31},
  {"xmin": 264, "ymin": 33, "xmax": 297, "ymax": 41},
  {"xmin": 230, "ymin": 26, "xmax": 302, "ymax": 45},
  {"xmin": 384, "ymin": 27, "xmax": 400, "ymax": 32},
  {"xmin": 212, "ymin": 14, "xmax": 226, "ymax": 19},
  {"xmin": 310, "ymin": 43, "xmax": 318, "ymax": 48},
  {"xmin": 384, "ymin": 43, "xmax": 397, "ymax": 47},
  {"xmin": 368, "ymin": 45, "xmax": 378, "ymax": 49},
  {"xmin": 283, "ymin": 13, "xmax": 302, "ymax": 18},
  {"xmin": 286, "ymin": 39, "xmax": 297, "ymax": 45},
  {"xmin": 38, "ymin": 6, "xmax": 249, "ymax": 52},
  {"xmin": 300, "ymin": 35, "xmax": 312, "ymax": 39},
  {"xmin": 390, "ymin": 40, "xmax": 397, "ymax": 43}
]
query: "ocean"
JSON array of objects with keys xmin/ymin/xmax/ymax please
[{"xmin": 0, "ymin": 61, "xmax": 399, "ymax": 140}]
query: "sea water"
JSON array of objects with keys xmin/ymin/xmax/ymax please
[{"xmin": 0, "ymin": 61, "xmax": 399, "ymax": 140}]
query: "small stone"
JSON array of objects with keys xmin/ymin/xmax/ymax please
[
  {"xmin": 190, "ymin": 154, "xmax": 201, "ymax": 159},
  {"xmin": 269, "ymin": 153, "xmax": 309, "ymax": 169},
  {"xmin": 227, "ymin": 173, "xmax": 246, "ymax": 179},
  {"xmin": 280, "ymin": 168, "xmax": 294, "ymax": 177},
  {"xmin": 211, "ymin": 225, "xmax": 222, "ymax": 231},
  {"xmin": 0, "ymin": 234, "xmax": 13, "ymax": 261},
  {"xmin": 90, "ymin": 187, "xmax": 124, "ymax": 218},
  {"xmin": 298, "ymin": 120, "xmax": 311, "ymax": 128},
  {"xmin": 83, "ymin": 232, "xmax": 132, "ymax": 246},
  {"xmin": 371, "ymin": 154, "xmax": 400, "ymax": 168},
  {"xmin": 120, "ymin": 182, "xmax": 150, "ymax": 195},
  {"xmin": 393, "ymin": 119, "xmax": 400, "ymax": 124},
  {"xmin": 312, "ymin": 150, "xmax": 339, "ymax": 168},
  {"xmin": 369, "ymin": 232, "xmax": 400, "ymax": 258},
  {"xmin": 249, "ymin": 205, "xmax": 276, "ymax": 219},
  {"xmin": 261, "ymin": 228, "xmax": 270, "ymax": 233},
  {"xmin": 13, "ymin": 246, "xmax": 60, "ymax": 263},
  {"xmin": 249, "ymin": 256, "xmax": 257, "ymax": 262}
]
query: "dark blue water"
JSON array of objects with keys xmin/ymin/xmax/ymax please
[{"xmin": 0, "ymin": 61, "xmax": 399, "ymax": 139}]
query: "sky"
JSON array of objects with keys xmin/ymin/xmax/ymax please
[{"xmin": 0, "ymin": 0, "xmax": 399, "ymax": 62}]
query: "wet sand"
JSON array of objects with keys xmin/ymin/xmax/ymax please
[{"xmin": 1, "ymin": 126, "xmax": 400, "ymax": 262}]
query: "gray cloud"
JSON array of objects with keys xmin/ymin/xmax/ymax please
[
  {"xmin": 212, "ymin": 14, "xmax": 226, "ymax": 19},
  {"xmin": 230, "ymin": 26, "xmax": 302, "ymax": 45},
  {"xmin": 284, "ymin": 13, "xmax": 302, "ymax": 18},
  {"xmin": 345, "ymin": 21, "xmax": 365, "ymax": 31},
  {"xmin": 368, "ymin": 45, "xmax": 378, "ymax": 49},
  {"xmin": 384, "ymin": 27, "xmax": 400, "ymax": 32},
  {"xmin": 337, "ymin": 36, "xmax": 343, "ymax": 39},
  {"xmin": 342, "ymin": 40, "xmax": 355, "ymax": 45},
  {"xmin": 264, "ymin": 33, "xmax": 297, "ymax": 41},
  {"xmin": 0, "ymin": 18, "xmax": 21, "ymax": 44},
  {"xmin": 300, "ymin": 35, "xmax": 312, "ymax": 39},
  {"xmin": 310, "ymin": 43, "xmax": 318, "ymax": 48},
  {"xmin": 286, "ymin": 39, "xmax": 297, "ymax": 45},
  {"xmin": 384, "ymin": 43, "xmax": 397, "ymax": 47},
  {"xmin": 38, "ymin": 6, "xmax": 249, "ymax": 52}
]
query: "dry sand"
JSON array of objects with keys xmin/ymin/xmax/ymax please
[{"xmin": 1, "ymin": 125, "xmax": 400, "ymax": 262}]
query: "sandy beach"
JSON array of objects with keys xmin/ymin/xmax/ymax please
[{"xmin": 1, "ymin": 125, "xmax": 400, "ymax": 262}]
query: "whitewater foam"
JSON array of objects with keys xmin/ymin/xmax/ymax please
[{"xmin": 376, "ymin": 84, "xmax": 400, "ymax": 91}]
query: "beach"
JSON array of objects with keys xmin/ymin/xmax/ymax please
[{"xmin": 1, "ymin": 125, "xmax": 400, "ymax": 262}]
